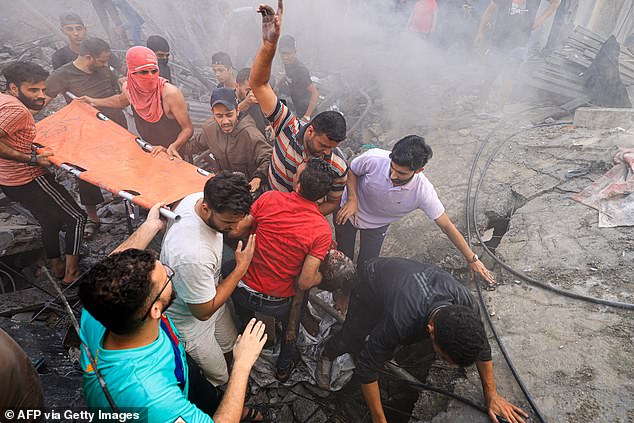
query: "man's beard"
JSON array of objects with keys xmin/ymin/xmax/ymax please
[
  {"xmin": 161, "ymin": 289, "xmax": 177, "ymax": 313},
  {"xmin": 18, "ymin": 91, "xmax": 44, "ymax": 111}
]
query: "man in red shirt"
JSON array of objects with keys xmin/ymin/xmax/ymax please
[
  {"xmin": 0, "ymin": 62, "xmax": 86, "ymax": 283},
  {"xmin": 229, "ymin": 158, "xmax": 334, "ymax": 381}
]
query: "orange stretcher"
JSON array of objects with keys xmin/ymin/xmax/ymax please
[{"xmin": 34, "ymin": 99, "xmax": 211, "ymax": 220}]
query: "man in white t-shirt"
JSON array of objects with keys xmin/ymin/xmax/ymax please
[
  {"xmin": 161, "ymin": 172, "xmax": 255, "ymax": 386},
  {"xmin": 335, "ymin": 135, "xmax": 495, "ymax": 308}
]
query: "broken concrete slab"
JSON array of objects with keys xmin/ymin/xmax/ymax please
[{"xmin": 574, "ymin": 107, "xmax": 634, "ymax": 129}]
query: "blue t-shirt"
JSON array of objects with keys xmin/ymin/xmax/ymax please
[{"xmin": 79, "ymin": 311, "xmax": 213, "ymax": 423}]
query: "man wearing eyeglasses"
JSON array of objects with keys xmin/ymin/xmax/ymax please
[
  {"xmin": 78, "ymin": 203, "xmax": 269, "ymax": 423},
  {"xmin": 78, "ymin": 46, "xmax": 193, "ymax": 160}
]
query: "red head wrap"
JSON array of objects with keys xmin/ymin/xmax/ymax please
[{"xmin": 126, "ymin": 46, "xmax": 167, "ymax": 123}]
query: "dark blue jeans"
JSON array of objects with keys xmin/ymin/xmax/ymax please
[
  {"xmin": 231, "ymin": 287, "xmax": 304, "ymax": 371},
  {"xmin": 334, "ymin": 219, "xmax": 389, "ymax": 268}
]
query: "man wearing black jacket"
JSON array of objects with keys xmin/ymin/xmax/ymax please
[{"xmin": 319, "ymin": 257, "xmax": 528, "ymax": 423}]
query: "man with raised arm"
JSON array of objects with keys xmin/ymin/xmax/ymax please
[{"xmin": 249, "ymin": 0, "xmax": 348, "ymax": 216}]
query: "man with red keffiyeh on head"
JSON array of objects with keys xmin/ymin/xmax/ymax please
[{"xmin": 79, "ymin": 46, "xmax": 193, "ymax": 159}]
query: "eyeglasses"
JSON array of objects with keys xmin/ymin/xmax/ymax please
[
  {"xmin": 135, "ymin": 69, "xmax": 159, "ymax": 75},
  {"xmin": 141, "ymin": 264, "xmax": 174, "ymax": 320}
]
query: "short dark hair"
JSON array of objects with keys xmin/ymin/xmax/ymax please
[
  {"xmin": 203, "ymin": 171, "xmax": 252, "ymax": 215},
  {"xmin": 236, "ymin": 67, "xmax": 251, "ymax": 84},
  {"xmin": 298, "ymin": 158, "xmax": 334, "ymax": 201},
  {"xmin": 390, "ymin": 135, "xmax": 433, "ymax": 171},
  {"xmin": 147, "ymin": 35, "xmax": 170, "ymax": 52},
  {"xmin": 434, "ymin": 305, "xmax": 487, "ymax": 367},
  {"xmin": 78, "ymin": 249, "xmax": 157, "ymax": 335},
  {"xmin": 2, "ymin": 61, "xmax": 49, "ymax": 90},
  {"xmin": 212, "ymin": 52, "xmax": 233, "ymax": 70},
  {"xmin": 310, "ymin": 111, "xmax": 346, "ymax": 142},
  {"xmin": 79, "ymin": 37, "xmax": 111, "ymax": 57}
]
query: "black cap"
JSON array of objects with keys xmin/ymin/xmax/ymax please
[
  {"xmin": 279, "ymin": 35, "xmax": 296, "ymax": 53},
  {"xmin": 211, "ymin": 52, "xmax": 233, "ymax": 69},
  {"xmin": 59, "ymin": 12, "xmax": 83, "ymax": 26},
  {"xmin": 210, "ymin": 87, "xmax": 239, "ymax": 110},
  {"xmin": 147, "ymin": 35, "xmax": 170, "ymax": 52}
]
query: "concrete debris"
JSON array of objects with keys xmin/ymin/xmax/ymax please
[{"xmin": 574, "ymin": 107, "xmax": 634, "ymax": 130}]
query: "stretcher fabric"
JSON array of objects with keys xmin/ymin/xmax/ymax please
[{"xmin": 34, "ymin": 100, "xmax": 209, "ymax": 210}]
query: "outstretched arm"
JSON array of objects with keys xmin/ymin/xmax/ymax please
[
  {"xmin": 250, "ymin": 0, "xmax": 284, "ymax": 116},
  {"xmin": 476, "ymin": 360, "xmax": 528, "ymax": 423},
  {"xmin": 434, "ymin": 212, "xmax": 495, "ymax": 284}
]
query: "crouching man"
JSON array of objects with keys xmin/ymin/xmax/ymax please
[
  {"xmin": 318, "ymin": 257, "xmax": 528, "ymax": 423},
  {"xmin": 78, "ymin": 203, "xmax": 268, "ymax": 422}
]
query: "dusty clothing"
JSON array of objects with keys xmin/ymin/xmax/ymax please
[
  {"xmin": 132, "ymin": 101, "xmax": 182, "ymax": 148},
  {"xmin": 324, "ymin": 258, "xmax": 492, "ymax": 384},
  {"xmin": 0, "ymin": 328, "xmax": 44, "ymax": 418},
  {"xmin": 0, "ymin": 94, "xmax": 46, "ymax": 186},
  {"xmin": 46, "ymin": 62, "xmax": 127, "ymax": 127},
  {"xmin": 52, "ymin": 45, "xmax": 121, "ymax": 70},
  {"xmin": 161, "ymin": 193, "xmax": 237, "ymax": 385},
  {"xmin": 243, "ymin": 105, "xmax": 269, "ymax": 136},
  {"xmin": 189, "ymin": 114, "xmax": 271, "ymax": 182}
]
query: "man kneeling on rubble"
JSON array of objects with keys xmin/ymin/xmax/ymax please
[
  {"xmin": 318, "ymin": 257, "xmax": 528, "ymax": 423},
  {"xmin": 78, "ymin": 203, "xmax": 269, "ymax": 422}
]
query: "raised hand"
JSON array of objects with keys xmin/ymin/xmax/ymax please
[{"xmin": 257, "ymin": 0, "xmax": 283, "ymax": 44}]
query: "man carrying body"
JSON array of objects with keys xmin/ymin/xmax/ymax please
[
  {"xmin": 79, "ymin": 46, "xmax": 193, "ymax": 159},
  {"xmin": 276, "ymin": 35, "xmax": 319, "ymax": 123},
  {"xmin": 229, "ymin": 159, "xmax": 334, "ymax": 381},
  {"xmin": 189, "ymin": 88, "xmax": 271, "ymax": 193},
  {"xmin": 0, "ymin": 61, "xmax": 86, "ymax": 284},
  {"xmin": 250, "ymin": 0, "xmax": 348, "ymax": 216},
  {"xmin": 46, "ymin": 37, "xmax": 128, "ymax": 239},
  {"xmin": 78, "ymin": 203, "xmax": 268, "ymax": 422},
  {"xmin": 336, "ymin": 135, "xmax": 495, "ymax": 287},
  {"xmin": 161, "ymin": 173, "xmax": 256, "ymax": 386},
  {"xmin": 319, "ymin": 257, "xmax": 528, "ymax": 423},
  {"xmin": 236, "ymin": 67, "xmax": 269, "ymax": 137},
  {"xmin": 52, "ymin": 12, "xmax": 122, "ymax": 71}
]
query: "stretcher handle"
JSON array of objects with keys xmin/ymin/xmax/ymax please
[{"xmin": 118, "ymin": 190, "xmax": 180, "ymax": 221}]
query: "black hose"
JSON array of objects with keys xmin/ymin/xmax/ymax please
[{"xmin": 471, "ymin": 123, "xmax": 634, "ymax": 310}]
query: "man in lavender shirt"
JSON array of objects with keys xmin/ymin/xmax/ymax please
[{"xmin": 334, "ymin": 135, "xmax": 494, "ymax": 309}]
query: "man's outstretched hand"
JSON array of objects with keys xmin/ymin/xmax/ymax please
[
  {"xmin": 257, "ymin": 0, "xmax": 283, "ymax": 44},
  {"xmin": 486, "ymin": 391, "xmax": 528, "ymax": 423}
]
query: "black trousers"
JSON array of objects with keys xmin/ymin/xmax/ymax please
[
  {"xmin": 78, "ymin": 180, "xmax": 104, "ymax": 207},
  {"xmin": 186, "ymin": 354, "xmax": 223, "ymax": 417},
  {"xmin": 334, "ymin": 219, "xmax": 389, "ymax": 268},
  {"xmin": 1, "ymin": 173, "xmax": 86, "ymax": 258}
]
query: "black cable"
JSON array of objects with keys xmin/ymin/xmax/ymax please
[
  {"xmin": 378, "ymin": 368, "xmax": 489, "ymax": 414},
  {"xmin": 471, "ymin": 122, "xmax": 634, "ymax": 310}
]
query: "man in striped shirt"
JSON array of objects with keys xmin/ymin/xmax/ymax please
[
  {"xmin": 249, "ymin": 0, "xmax": 348, "ymax": 216},
  {"xmin": 0, "ymin": 62, "xmax": 86, "ymax": 284}
]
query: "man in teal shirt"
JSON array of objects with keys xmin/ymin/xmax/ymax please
[{"xmin": 78, "ymin": 203, "xmax": 267, "ymax": 422}]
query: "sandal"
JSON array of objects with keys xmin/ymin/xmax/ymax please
[
  {"xmin": 241, "ymin": 404, "xmax": 271, "ymax": 422},
  {"xmin": 84, "ymin": 220, "xmax": 100, "ymax": 240}
]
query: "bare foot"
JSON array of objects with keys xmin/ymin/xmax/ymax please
[{"xmin": 49, "ymin": 258, "xmax": 65, "ymax": 279}]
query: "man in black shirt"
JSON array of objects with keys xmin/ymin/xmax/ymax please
[
  {"xmin": 320, "ymin": 257, "xmax": 528, "ymax": 423},
  {"xmin": 52, "ymin": 12, "xmax": 122, "ymax": 72},
  {"xmin": 277, "ymin": 35, "xmax": 319, "ymax": 123}
]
